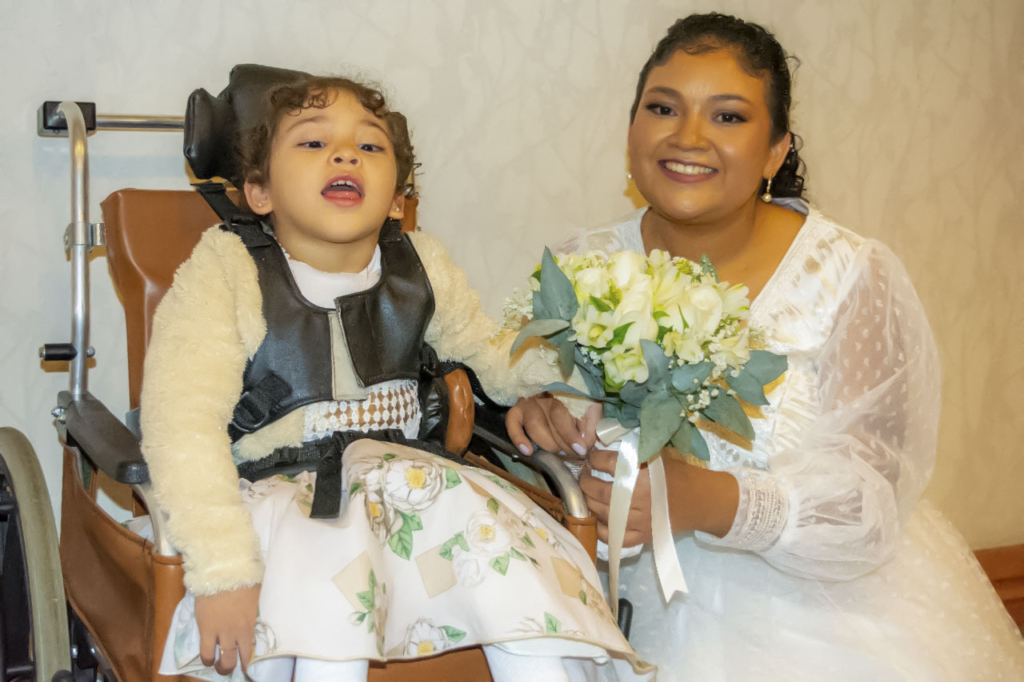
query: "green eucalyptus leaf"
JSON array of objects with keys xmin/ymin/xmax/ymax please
[
  {"xmin": 620, "ymin": 380, "xmax": 649, "ymax": 407},
  {"xmin": 744, "ymin": 350, "xmax": 788, "ymax": 384},
  {"xmin": 639, "ymin": 390, "xmax": 684, "ymax": 463},
  {"xmin": 539, "ymin": 248, "xmax": 579, "ymax": 321},
  {"xmin": 690, "ymin": 427, "xmax": 710, "ymax": 461},
  {"xmin": 542, "ymin": 381, "xmax": 614, "ymax": 402},
  {"xmin": 671, "ymin": 361, "xmax": 714, "ymax": 393},
  {"xmin": 640, "ymin": 339, "xmax": 670, "ymax": 388},
  {"xmin": 702, "ymin": 392, "xmax": 754, "ymax": 440},
  {"xmin": 725, "ymin": 370, "xmax": 769, "ymax": 406},
  {"xmin": 578, "ymin": 366, "xmax": 605, "ymax": 399},
  {"xmin": 700, "ymin": 254, "xmax": 719, "ymax": 282},
  {"xmin": 670, "ymin": 419, "xmax": 696, "ymax": 457},
  {"xmin": 558, "ymin": 340, "xmax": 575, "ymax": 378},
  {"xmin": 510, "ymin": 318, "xmax": 570, "ymax": 355},
  {"xmin": 533, "ymin": 290, "xmax": 553, "ymax": 320}
]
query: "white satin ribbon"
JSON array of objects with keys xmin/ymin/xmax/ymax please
[
  {"xmin": 597, "ymin": 419, "xmax": 639, "ymax": 621},
  {"xmin": 595, "ymin": 419, "xmax": 688, "ymax": 619},
  {"xmin": 650, "ymin": 455, "xmax": 688, "ymax": 599}
]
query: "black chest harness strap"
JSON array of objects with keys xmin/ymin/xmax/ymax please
[
  {"xmin": 235, "ymin": 429, "xmax": 460, "ymax": 518},
  {"xmin": 221, "ymin": 216, "xmax": 435, "ymax": 442}
]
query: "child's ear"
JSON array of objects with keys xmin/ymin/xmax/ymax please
[
  {"xmin": 244, "ymin": 180, "xmax": 273, "ymax": 216},
  {"xmin": 388, "ymin": 193, "xmax": 406, "ymax": 220}
]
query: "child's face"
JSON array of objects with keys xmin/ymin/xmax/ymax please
[{"xmin": 245, "ymin": 90, "xmax": 404, "ymax": 270}]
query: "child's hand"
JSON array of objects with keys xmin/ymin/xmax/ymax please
[
  {"xmin": 506, "ymin": 394, "xmax": 601, "ymax": 457},
  {"xmin": 195, "ymin": 583, "xmax": 261, "ymax": 676}
]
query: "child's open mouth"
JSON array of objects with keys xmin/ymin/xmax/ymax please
[{"xmin": 322, "ymin": 175, "xmax": 364, "ymax": 208}]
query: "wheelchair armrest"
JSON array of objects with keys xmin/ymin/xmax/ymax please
[
  {"xmin": 59, "ymin": 390, "xmax": 149, "ymax": 485},
  {"xmin": 471, "ymin": 424, "xmax": 588, "ymax": 519}
]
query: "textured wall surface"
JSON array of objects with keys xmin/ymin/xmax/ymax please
[{"xmin": 1, "ymin": 0, "xmax": 1021, "ymax": 548}]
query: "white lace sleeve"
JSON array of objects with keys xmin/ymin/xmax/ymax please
[{"xmin": 703, "ymin": 242, "xmax": 941, "ymax": 581}]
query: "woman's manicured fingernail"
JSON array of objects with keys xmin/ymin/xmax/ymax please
[
  {"xmin": 517, "ymin": 443, "xmax": 532, "ymax": 456},
  {"xmin": 572, "ymin": 443, "xmax": 587, "ymax": 456}
]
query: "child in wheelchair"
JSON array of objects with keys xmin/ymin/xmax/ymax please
[{"xmin": 139, "ymin": 73, "xmax": 648, "ymax": 681}]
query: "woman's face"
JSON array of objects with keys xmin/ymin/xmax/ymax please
[{"xmin": 628, "ymin": 48, "xmax": 790, "ymax": 224}]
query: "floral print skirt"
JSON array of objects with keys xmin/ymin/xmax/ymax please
[{"xmin": 159, "ymin": 439, "xmax": 651, "ymax": 681}]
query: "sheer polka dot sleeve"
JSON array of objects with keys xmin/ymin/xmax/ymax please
[{"xmin": 707, "ymin": 241, "xmax": 941, "ymax": 581}]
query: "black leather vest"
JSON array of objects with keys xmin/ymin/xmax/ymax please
[{"xmin": 222, "ymin": 217, "xmax": 435, "ymax": 441}]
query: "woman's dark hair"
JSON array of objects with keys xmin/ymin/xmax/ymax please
[
  {"xmin": 630, "ymin": 13, "xmax": 806, "ymax": 199},
  {"xmin": 240, "ymin": 75, "xmax": 415, "ymax": 197}
]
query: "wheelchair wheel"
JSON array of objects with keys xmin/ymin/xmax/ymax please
[{"xmin": 0, "ymin": 427, "xmax": 75, "ymax": 682}]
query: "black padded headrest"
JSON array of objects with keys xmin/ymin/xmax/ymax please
[{"xmin": 184, "ymin": 64, "xmax": 310, "ymax": 187}]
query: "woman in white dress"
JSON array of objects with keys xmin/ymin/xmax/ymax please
[{"xmin": 507, "ymin": 13, "xmax": 1024, "ymax": 681}]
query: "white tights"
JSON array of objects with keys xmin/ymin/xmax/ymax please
[{"xmin": 246, "ymin": 647, "xmax": 573, "ymax": 682}]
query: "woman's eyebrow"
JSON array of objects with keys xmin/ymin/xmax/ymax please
[
  {"xmin": 645, "ymin": 86, "xmax": 681, "ymax": 99},
  {"xmin": 709, "ymin": 93, "xmax": 752, "ymax": 104}
]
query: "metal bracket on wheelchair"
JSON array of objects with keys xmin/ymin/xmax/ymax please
[
  {"xmin": 62, "ymin": 220, "xmax": 105, "ymax": 256},
  {"xmin": 471, "ymin": 424, "xmax": 588, "ymax": 519}
]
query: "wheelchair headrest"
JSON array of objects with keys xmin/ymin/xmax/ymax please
[{"xmin": 184, "ymin": 64, "xmax": 310, "ymax": 188}]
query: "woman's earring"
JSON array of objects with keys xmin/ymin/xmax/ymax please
[
  {"xmin": 627, "ymin": 172, "xmax": 633, "ymax": 181},
  {"xmin": 761, "ymin": 177, "xmax": 773, "ymax": 203}
]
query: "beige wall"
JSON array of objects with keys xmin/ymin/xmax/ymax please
[{"xmin": 1, "ymin": 0, "xmax": 1021, "ymax": 548}]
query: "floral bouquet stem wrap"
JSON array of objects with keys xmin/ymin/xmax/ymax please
[{"xmin": 508, "ymin": 248, "xmax": 787, "ymax": 616}]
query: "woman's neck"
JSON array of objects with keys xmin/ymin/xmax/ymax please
[{"xmin": 640, "ymin": 198, "xmax": 763, "ymax": 269}]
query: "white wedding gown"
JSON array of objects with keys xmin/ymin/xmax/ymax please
[{"xmin": 559, "ymin": 203, "xmax": 1024, "ymax": 681}]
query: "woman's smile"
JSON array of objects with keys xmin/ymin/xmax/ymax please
[{"xmin": 659, "ymin": 160, "xmax": 718, "ymax": 183}]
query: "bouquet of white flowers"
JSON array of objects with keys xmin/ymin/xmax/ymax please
[{"xmin": 508, "ymin": 248, "xmax": 787, "ymax": 611}]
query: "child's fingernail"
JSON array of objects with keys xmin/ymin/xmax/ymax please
[
  {"xmin": 572, "ymin": 443, "xmax": 587, "ymax": 456},
  {"xmin": 517, "ymin": 443, "xmax": 532, "ymax": 456}
]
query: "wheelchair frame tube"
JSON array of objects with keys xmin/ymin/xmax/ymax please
[
  {"xmin": 472, "ymin": 424, "xmax": 589, "ymax": 519},
  {"xmin": 59, "ymin": 101, "xmax": 90, "ymax": 401},
  {"xmin": 95, "ymin": 114, "xmax": 184, "ymax": 131}
]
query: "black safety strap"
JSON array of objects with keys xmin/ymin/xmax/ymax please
[
  {"xmin": 228, "ymin": 373, "xmax": 292, "ymax": 439},
  {"xmin": 236, "ymin": 429, "xmax": 461, "ymax": 519},
  {"xmin": 194, "ymin": 181, "xmax": 241, "ymax": 222}
]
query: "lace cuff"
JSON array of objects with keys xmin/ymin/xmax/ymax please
[{"xmin": 696, "ymin": 469, "xmax": 789, "ymax": 552}]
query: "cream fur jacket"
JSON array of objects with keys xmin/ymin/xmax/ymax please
[{"xmin": 140, "ymin": 226, "xmax": 581, "ymax": 595}]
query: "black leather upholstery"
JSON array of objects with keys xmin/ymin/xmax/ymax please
[{"xmin": 184, "ymin": 64, "xmax": 310, "ymax": 186}]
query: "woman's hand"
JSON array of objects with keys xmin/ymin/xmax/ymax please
[
  {"xmin": 580, "ymin": 448, "xmax": 740, "ymax": 545},
  {"xmin": 505, "ymin": 393, "xmax": 602, "ymax": 456},
  {"xmin": 195, "ymin": 583, "xmax": 261, "ymax": 675}
]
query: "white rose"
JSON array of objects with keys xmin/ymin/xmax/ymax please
[
  {"xmin": 602, "ymin": 347, "xmax": 649, "ymax": 388},
  {"xmin": 684, "ymin": 284, "xmax": 725, "ymax": 338},
  {"xmin": 465, "ymin": 509, "xmax": 513, "ymax": 558},
  {"xmin": 452, "ymin": 546, "xmax": 487, "ymax": 587},
  {"xmin": 608, "ymin": 251, "xmax": 648, "ymax": 289},
  {"xmin": 571, "ymin": 266, "xmax": 610, "ymax": 301},
  {"xmin": 711, "ymin": 327, "xmax": 751, "ymax": 369},
  {"xmin": 663, "ymin": 331, "xmax": 704, "ymax": 364},
  {"xmin": 718, "ymin": 282, "xmax": 750, "ymax": 320},
  {"xmin": 572, "ymin": 303, "xmax": 617, "ymax": 349},
  {"xmin": 619, "ymin": 308, "xmax": 659, "ymax": 346},
  {"xmin": 403, "ymin": 619, "xmax": 450, "ymax": 657},
  {"xmin": 382, "ymin": 458, "xmax": 445, "ymax": 513}
]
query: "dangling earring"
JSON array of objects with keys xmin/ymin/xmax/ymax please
[
  {"xmin": 627, "ymin": 172, "xmax": 633, "ymax": 181},
  {"xmin": 761, "ymin": 177, "xmax": 773, "ymax": 203}
]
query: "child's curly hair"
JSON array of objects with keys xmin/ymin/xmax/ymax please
[{"xmin": 240, "ymin": 75, "xmax": 416, "ymax": 196}]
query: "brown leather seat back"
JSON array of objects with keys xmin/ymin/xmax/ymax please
[
  {"xmin": 102, "ymin": 190, "xmax": 221, "ymax": 409},
  {"xmin": 101, "ymin": 189, "xmax": 419, "ymax": 410}
]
